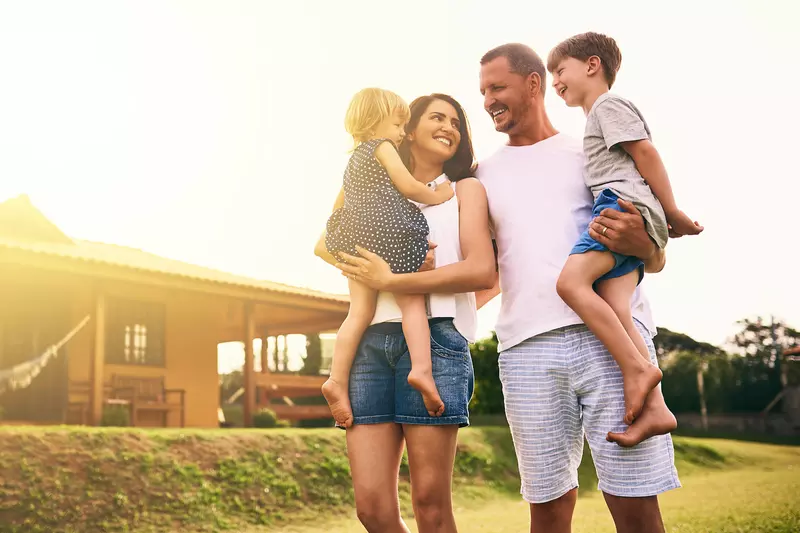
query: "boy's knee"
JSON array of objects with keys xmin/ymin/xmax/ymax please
[{"xmin": 556, "ymin": 271, "xmax": 579, "ymax": 303}]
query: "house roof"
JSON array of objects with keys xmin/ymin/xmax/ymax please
[{"xmin": 0, "ymin": 195, "xmax": 347, "ymax": 305}]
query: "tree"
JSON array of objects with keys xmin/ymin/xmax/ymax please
[
  {"xmin": 469, "ymin": 333, "xmax": 504, "ymax": 415},
  {"xmin": 219, "ymin": 370, "xmax": 243, "ymax": 404},
  {"xmin": 300, "ymin": 334, "xmax": 323, "ymax": 376},
  {"xmin": 732, "ymin": 317, "xmax": 800, "ymax": 412},
  {"xmin": 656, "ymin": 327, "xmax": 724, "ymax": 429}
]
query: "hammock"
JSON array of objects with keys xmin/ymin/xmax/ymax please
[{"xmin": 0, "ymin": 315, "xmax": 91, "ymax": 395}]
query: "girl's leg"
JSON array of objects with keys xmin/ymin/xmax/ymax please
[
  {"xmin": 556, "ymin": 252, "xmax": 661, "ymax": 425},
  {"xmin": 403, "ymin": 424, "xmax": 459, "ymax": 533},
  {"xmin": 322, "ymin": 279, "xmax": 377, "ymax": 428},
  {"xmin": 347, "ymin": 423, "xmax": 411, "ymax": 533},
  {"xmin": 394, "ymin": 293, "xmax": 444, "ymax": 417}
]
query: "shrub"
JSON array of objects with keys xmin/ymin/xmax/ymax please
[
  {"xmin": 100, "ymin": 405, "xmax": 130, "ymax": 427},
  {"xmin": 253, "ymin": 408, "xmax": 279, "ymax": 428}
]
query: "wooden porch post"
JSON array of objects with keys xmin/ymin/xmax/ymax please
[
  {"xmin": 243, "ymin": 302, "xmax": 256, "ymax": 428},
  {"xmin": 89, "ymin": 293, "xmax": 106, "ymax": 426},
  {"xmin": 260, "ymin": 333, "xmax": 269, "ymax": 374}
]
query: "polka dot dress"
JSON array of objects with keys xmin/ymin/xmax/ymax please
[{"xmin": 326, "ymin": 138, "xmax": 429, "ymax": 274}]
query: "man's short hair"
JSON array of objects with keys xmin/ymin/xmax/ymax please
[
  {"xmin": 547, "ymin": 32, "xmax": 622, "ymax": 88},
  {"xmin": 481, "ymin": 43, "xmax": 547, "ymax": 94}
]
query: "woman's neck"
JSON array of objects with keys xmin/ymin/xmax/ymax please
[{"xmin": 409, "ymin": 149, "xmax": 445, "ymax": 184}]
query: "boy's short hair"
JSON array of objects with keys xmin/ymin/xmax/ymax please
[
  {"xmin": 344, "ymin": 88, "xmax": 410, "ymax": 146},
  {"xmin": 547, "ymin": 32, "xmax": 622, "ymax": 88},
  {"xmin": 481, "ymin": 43, "xmax": 547, "ymax": 94}
]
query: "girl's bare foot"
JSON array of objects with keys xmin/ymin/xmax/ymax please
[
  {"xmin": 607, "ymin": 393, "xmax": 677, "ymax": 447},
  {"xmin": 622, "ymin": 364, "xmax": 663, "ymax": 425},
  {"xmin": 407, "ymin": 368, "xmax": 444, "ymax": 417},
  {"xmin": 321, "ymin": 378, "xmax": 353, "ymax": 428}
]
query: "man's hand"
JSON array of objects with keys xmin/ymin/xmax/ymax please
[
  {"xmin": 588, "ymin": 199, "xmax": 664, "ymax": 272},
  {"xmin": 419, "ymin": 241, "xmax": 437, "ymax": 272}
]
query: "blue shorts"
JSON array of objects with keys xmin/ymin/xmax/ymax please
[
  {"xmin": 571, "ymin": 189, "xmax": 644, "ymax": 284},
  {"xmin": 347, "ymin": 318, "xmax": 474, "ymax": 427}
]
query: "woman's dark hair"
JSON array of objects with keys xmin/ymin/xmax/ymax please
[{"xmin": 399, "ymin": 93, "xmax": 477, "ymax": 181}]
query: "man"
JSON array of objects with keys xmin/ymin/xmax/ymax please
[{"xmin": 476, "ymin": 43, "xmax": 680, "ymax": 533}]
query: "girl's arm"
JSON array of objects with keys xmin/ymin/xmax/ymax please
[
  {"xmin": 338, "ymin": 178, "xmax": 496, "ymax": 294},
  {"xmin": 313, "ymin": 188, "xmax": 344, "ymax": 267},
  {"xmin": 375, "ymin": 142, "xmax": 453, "ymax": 205}
]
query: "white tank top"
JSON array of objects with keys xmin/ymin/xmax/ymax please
[{"xmin": 370, "ymin": 174, "xmax": 478, "ymax": 342}]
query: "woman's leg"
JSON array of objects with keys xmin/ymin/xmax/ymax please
[
  {"xmin": 556, "ymin": 252, "xmax": 661, "ymax": 425},
  {"xmin": 347, "ymin": 423, "xmax": 411, "ymax": 533},
  {"xmin": 323, "ymin": 279, "xmax": 377, "ymax": 427},
  {"xmin": 404, "ymin": 424, "xmax": 459, "ymax": 533},
  {"xmin": 394, "ymin": 293, "xmax": 444, "ymax": 417}
]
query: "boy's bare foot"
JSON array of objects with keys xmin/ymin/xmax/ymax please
[
  {"xmin": 321, "ymin": 378, "xmax": 353, "ymax": 428},
  {"xmin": 623, "ymin": 364, "xmax": 663, "ymax": 425},
  {"xmin": 607, "ymin": 394, "xmax": 677, "ymax": 447},
  {"xmin": 408, "ymin": 368, "xmax": 445, "ymax": 417}
]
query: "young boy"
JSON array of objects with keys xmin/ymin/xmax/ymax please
[{"xmin": 548, "ymin": 32, "xmax": 703, "ymax": 446}]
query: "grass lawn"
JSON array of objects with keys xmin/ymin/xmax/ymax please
[
  {"xmin": 0, "ymin": 426, "xmax": 797, "ymax": 532},
  {"xmin": 266, "ymin": 439, "xmax": 800, "ymax": 533}
]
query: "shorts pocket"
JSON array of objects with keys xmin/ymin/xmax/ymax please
[{"xmin": 429, "ymin": 321, "xmax": 469, "ymax": 359}]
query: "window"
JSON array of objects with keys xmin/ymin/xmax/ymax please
[{"xmin": 105, "ymin": 297, "xmax": 165, "ymax": 366}]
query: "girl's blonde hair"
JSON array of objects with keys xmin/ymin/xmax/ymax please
[{"xmin": 344, "ymin": 88, "xmax": 410, "ymax": 147}]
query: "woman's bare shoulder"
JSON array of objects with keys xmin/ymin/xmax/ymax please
[{"xmin": 455, "ymin": 177, "xmax": 486, "ymax": 195}]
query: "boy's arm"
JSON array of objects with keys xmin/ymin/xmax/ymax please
[
  {"xmin": 375, "ymin": 142, "xmax": 453, "ymax": 205},
  {"xmin": 620, "ymin": 139, "xmax": 678, "ymax": 215}
]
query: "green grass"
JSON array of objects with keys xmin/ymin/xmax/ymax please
[
  {"xmin": 263, "ymin": 438, "xmax": 800, "ymax": 533},
  {"xmin": 0, "ymin": 426, "xmax": 797, "ymax": 532}
]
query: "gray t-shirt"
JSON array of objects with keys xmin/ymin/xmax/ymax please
[{"xmin": 584, "ymin": 92, "xmax": 668, "ymax": 249}]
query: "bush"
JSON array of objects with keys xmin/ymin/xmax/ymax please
[
  {"xmin": 100, "ymin": 404, "xmax": 130, "ymax": 427},
  {"xmin": 221, "ymin": 404, "xmax": 244, "ymax": 427},
  {"xmin": 253, "ymin": 408, "xmax": 279, "ymax": 428}
]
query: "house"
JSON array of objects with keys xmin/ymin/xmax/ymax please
[{"xmin": 0, "ymin": 195, "xmax": 347, "ymax": 427}]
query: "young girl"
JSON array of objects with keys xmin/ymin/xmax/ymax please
[
  {"xmin": 548, "ymin": 32, "xmax": 703, "ymax": 446},
  {"xmin": 320, "ymin": 88, "xmax": 454, "ymax": 428}
]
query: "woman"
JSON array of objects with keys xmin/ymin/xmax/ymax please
[{"xmin": 315, "ymin": 93, "xmax": 495, "ymax": 533}]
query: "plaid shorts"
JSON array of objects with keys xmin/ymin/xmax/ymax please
[{"xmin": 499, "ymin": 319, "xmax": 681, "ymax": 503}]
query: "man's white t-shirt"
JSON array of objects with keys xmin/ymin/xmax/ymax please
[{"xmin": 476, "ymin": 133, "xmax": 656, "ymax": 352}]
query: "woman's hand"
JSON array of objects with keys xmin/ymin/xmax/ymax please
[{"xmin": 336, "ymin": 246, "xmax": 395, "ymax": 291}]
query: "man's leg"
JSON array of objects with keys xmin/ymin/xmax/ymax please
[
  {"xmin": 530, "ymin": 489, "xmax": 577, "ymax": 533},
  {"xmin": 498, "ymin": 330, "xmax": 585, "ymax": 533},
  {"xmin": 573, "ymin": 320, "xmax": 680, "ymax": 533},
  {"xmin": 603, "ymin": 494, "xmax": 665, "ymax": 533}
]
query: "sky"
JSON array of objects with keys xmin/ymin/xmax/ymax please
[{"xmin": 1, "ymin": 1, "xmax": 798, "ymax": 373}]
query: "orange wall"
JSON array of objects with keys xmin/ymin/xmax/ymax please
[{"xmin": 67, "ymin": 281, "xmax": 228, "ymax": 428}]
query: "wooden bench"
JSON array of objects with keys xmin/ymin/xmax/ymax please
[
  {"xmin": 110, "ymin": 375, "xmax": 186, "ymax": 427},
  {"xmin": 66, "ymin": 380, "xmax": 114, "ymax": 425}
]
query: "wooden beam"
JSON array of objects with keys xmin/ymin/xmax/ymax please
[
  {"xmin": 242, "ymin": 302, "xmax": 256, "ymax": 428},
  {"xmin": 254, "ymin": 373, "xmax": 327, "ymax": 390},
  {"xmin": 269, "ymin": 404, "xmax": 332, "ymax": 421},
  {"xmin": 89, "ymin": 293, "xmax": 106, "ymax": 425}
]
